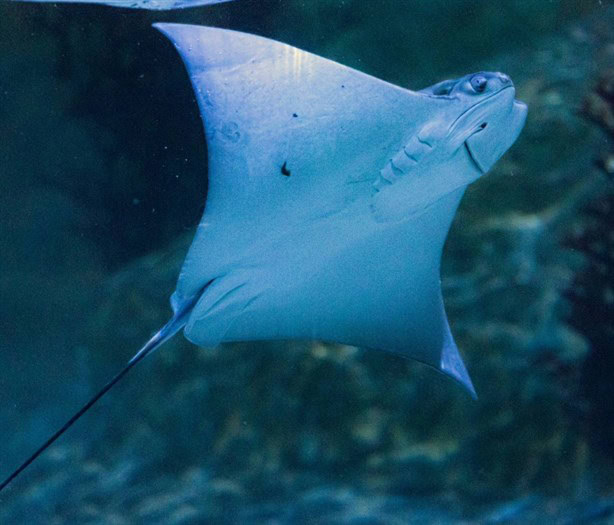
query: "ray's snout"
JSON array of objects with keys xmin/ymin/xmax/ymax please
[
  {"xmin": 497, "ymin": 72, "xmax": 512, "ymax": 85},
  {"xmin": 470, "ymin": 71, "xmax": 513, "ymax": 93}
]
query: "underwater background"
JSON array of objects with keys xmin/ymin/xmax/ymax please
[{"xmin": 1, "ymin": 0, "xmax": 613, "ymax": 522}]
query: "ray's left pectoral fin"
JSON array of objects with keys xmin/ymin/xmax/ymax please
[{"xmin": 439, "ymin": 318, "xmax": 477, "ymax": 399}]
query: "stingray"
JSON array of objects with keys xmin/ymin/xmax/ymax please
[
  {"xmin": 9, "ymin": 0, "xmax": 233, "ymax": 8},
  {"xmin": 0, "ymin": 23, "xmax": 527, "ymax": 492}
]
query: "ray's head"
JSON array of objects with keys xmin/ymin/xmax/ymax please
[{"xmin": 422, "ymin": 71, "xmax": 528, "ymax": 173}]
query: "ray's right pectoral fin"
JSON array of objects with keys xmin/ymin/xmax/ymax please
[
  {"xmin": 439, "ymin": 319, "xmax": 476, "ymax": 399},
  {"xmin": 370, "ymin": 122, "xmax": 446, "ymax": 223}
]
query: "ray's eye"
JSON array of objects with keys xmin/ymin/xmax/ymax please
[{"xmin": 470, "ymin": 75, "xmax": 488, "ymax": 93}]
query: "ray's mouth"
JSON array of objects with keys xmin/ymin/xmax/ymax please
[
  {"xmin": 464, "ymin": 141, "xmax": 484, "ymax": 173},
  {"xmin": 464, "ymin": 122, "xmax": 488, "ymax": 173}
]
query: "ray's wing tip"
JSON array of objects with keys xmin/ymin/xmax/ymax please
[
  {"xmin": 444, "ymin": 363, "xmax": 478, "ymax": 400},
  {"xmin": 152, "ymin": 22, "xmax": 175, "ymax": 42},
  {"xmin": 152, "ymin": 22, "xmax": 187, "ymax": 36},
  {"xmin": 463, "ymin": 376, "xmax": 478, "ymax": 400},
  {"xmin": 152, "ymin": 23, "xmax": 216, "ymax": 58},
  {"xmin": 152, "ymin": 22, "xmax": 234, "ymax": 37},
  {"xmin": 440, "ymin": 341, "xmax": 478, "ymax": 400},
  {"xmin": 152, "ymin": 23, "xmax": 245, "ymax": 58},
  {"xmin": 152, "ymin": 22, "xmax": 208, "ymax": 39}
]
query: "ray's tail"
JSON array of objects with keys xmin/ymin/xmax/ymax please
[{"xmin": 0, "ymin": 292, "xmax": 201, "ymax": 494}]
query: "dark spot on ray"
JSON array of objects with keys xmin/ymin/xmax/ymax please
[
  {"xmin": 292, "ymin": 113, "xmax": 298, "ymax": 118},
  {"xmin": 281, "ymin": 161, "xmax": 291, "ymax": 176}
]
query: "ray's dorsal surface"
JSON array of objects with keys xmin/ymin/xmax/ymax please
[
  {"xmin": 0, "ymin": 24, "xmax": 527, "ymax": 493},
  {"xmin": 9, "ymin": 0, "xmax": 232, "ymax": 9}
]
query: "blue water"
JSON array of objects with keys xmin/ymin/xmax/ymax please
[{"xmin": 0, "ymin": 1, "xmax": 613, "ymax": 522}]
